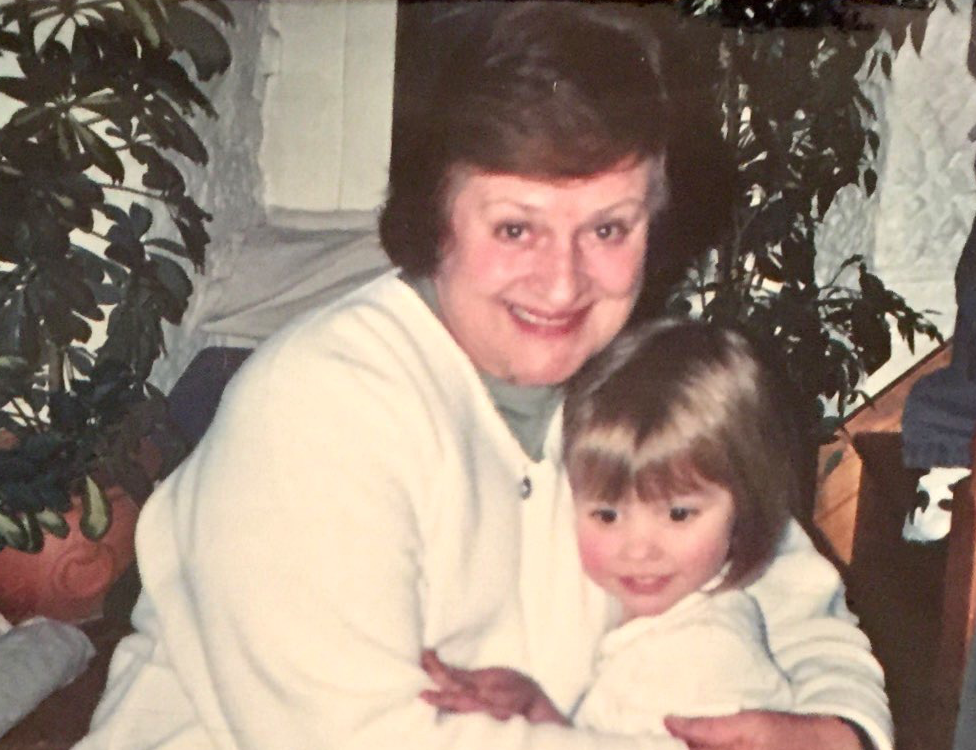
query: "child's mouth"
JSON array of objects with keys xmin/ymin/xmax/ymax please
[{"xmin": 619, "ymin": 575, "xmax": 670, "ymax": 596}]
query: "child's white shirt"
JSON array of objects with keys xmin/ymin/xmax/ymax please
[{"xmin": 574, "ymin": 588, "xmax": 793, "ymax": 736}]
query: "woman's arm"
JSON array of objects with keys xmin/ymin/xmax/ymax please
[{"xmin": 664, "ymin": 711, "xmax": 868, "ymax": 750}]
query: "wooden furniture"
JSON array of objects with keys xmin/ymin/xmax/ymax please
[
  {"xmin": 935, "ymin": 466, "xmax": 976, "ymax": 750},
  {"xmin": 814, "ymin": 341, "xmax": 976, "ymax": 750},
  {"xmin": 814, "ymin": 344, "xmax": 954, "ymax": 564}
]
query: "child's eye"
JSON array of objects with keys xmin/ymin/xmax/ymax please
[
  {"xmin": 591, "ymin": 508, "xmax": 618, "ymax": 524},
  {"xmin": 495, "ymin": 222, "xmax": 529, "ymax": 241},
  {"xmin": 669, "ymin": 506, "xmax": 695, "ymax": 522}
]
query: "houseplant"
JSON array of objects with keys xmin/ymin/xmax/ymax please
[
  {"xmin": 0, "ymin": 0, "xmax": 231, "ymax": 584},
  {"xmin": 607, "ymin": 0, "xmax": 952, "ymax": 521},
  {"xmin": 645, "ymin": 0, "xmax": 946, "ymax": 448}
]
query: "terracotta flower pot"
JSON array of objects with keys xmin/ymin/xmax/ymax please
[{"xmin": 0, "ymin": 487, "xmax": 139, "ymax": 625}]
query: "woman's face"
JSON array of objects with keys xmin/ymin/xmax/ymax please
[{"xmin": 433, "ymin": 156, "xmax": 666, "ymax": 386}]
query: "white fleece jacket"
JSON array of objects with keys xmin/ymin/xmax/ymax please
[
  {"xmin": 574, "ymin": 590, "xmax": 793, "ymax": 735},
  {"xmin": 75, "ymin": 273, "xmax": 892, "ymax": 750}
]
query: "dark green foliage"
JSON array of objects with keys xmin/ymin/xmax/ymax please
[
  {"xmin": 675, "ymin": 0, "xmax": 943, "ymax": 29},
  {"xmin": 0, "ymin": 0, "xmax": 231, "ymax": 551},
  {"xmin": 653, "ymin": 0, "xmax": 944, "ymax": 448}
]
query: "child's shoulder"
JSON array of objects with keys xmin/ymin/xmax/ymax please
[
  {"xmin": 600, "ymin": 592, "xmax": 777, "ymax": 688},
  {"xmin": 678, "ymin": 590, "xmax": 768, "ymax": 644}
]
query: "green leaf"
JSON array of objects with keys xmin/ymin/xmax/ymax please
[
  {"xmin": 4, "ymin": 103, "xmax": 57, "ymax": 140},
  {"xmin": 909, "ymin": 16, "xmax": 927, "ymax": 57},
  {"xmin": 130, "ymin": 202, "xmax": 154, "ymax": 238},
  {"xmin": 190, "ymin": 0, "xmax": 235, "ymax": 26},
  {"xmin": 142, "ymin": 96, "xmax": 209, "ymax": 164},
  {"xmin": 35, "ymin": 507, "xmax": 70, "ymax": 538},
  {"xmin": 0, "ymin": 76, "xmax": 45, "ymax": 103},
  {"xmin": 72, "ymin": 121, "xmax": 126, "ymax": 184},
  {"xmin": 145, "ymin": 237, "xmax": 187, "ymax": 255},
  {"xmin": 80, "ymin": 475, "xmax": 111, "ymax": 541},
  {"xmin": 66, "ymin": 345, "xmax": 95, "ymax": 377},
  {"xmin": 121, "ymin": 0, "xmax": 162, "ymax": 47},
  {"xmin": 50, "ymin": 273, "xmax": 102, "ymax": 320},
  {"xmin": 166, "ymin": 4, "xmax": 232, "ymax": 81},
  {"xmin": 0, "ymin": 510, "xmax": 27, "ymax": 550},
  {"xmin": 863, "ymin": 168, "xmax": 877, "ymax": 197},
  {"xmin": 93, "ymin": 282, "xmax": 124, "ymax": 306},
  {"xmin": 881, "ymin": 53, "xmax": 892, "ymax": 79},
  {"xmin": 132, "ymin": 143, "xmax": 186, "ymax": 195},
  {"xmin": 754, "ymin": 252, "xmax": 786, "ymax": 283},
  {"xmin": 20, "ymin": 510, "xmax": 43, "ymax": 553},
  {"xmin": 150, "ymin": 252, "xmax": 192, "ymax": 299},
  {"xmin": 858, "ymin": 267, "xmax": 888, "ymax": 308}
]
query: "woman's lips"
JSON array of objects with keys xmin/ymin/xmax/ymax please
[
  {"xmin": 619, "ymin": 575, "xmax": 670, "ymax": 596},
  {"xmin": 506, "ymin": 303, "xmax": 589, "ymax": 336}
]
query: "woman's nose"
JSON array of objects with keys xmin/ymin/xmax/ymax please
[{"xmin": 534, "ymin": 235, "xmax": 587, "ymax": 306}]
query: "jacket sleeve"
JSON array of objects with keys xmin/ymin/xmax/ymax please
[
  {"xmin": 171, "ymin": 335, "xmax": 681, "ymax": 750},
  {"xmin": 747, "ymin": 521, "xmax": 894, "ymax": 750}
]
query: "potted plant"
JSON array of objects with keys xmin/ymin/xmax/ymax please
[
  {"xmin": 630, "ymin": 0, "xmax": 949, "ymax": 514},
  {"xmin": 0, "ymin": 0, "xmax": 231, "ymax": 621}
]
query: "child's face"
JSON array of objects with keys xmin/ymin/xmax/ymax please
[{"xmin": 574, "ymin": 481, "xmax": 735, "ymax": 620}]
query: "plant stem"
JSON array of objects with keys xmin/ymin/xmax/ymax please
[
  {"xmin": 44, "ymin": 340, "xmax": 65, "ymax": 393},
  {"xmin": 96, "ymin": 183, "xmax": 171, "ymax": 205}
]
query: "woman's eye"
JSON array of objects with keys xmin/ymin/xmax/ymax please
[
  {"xmin": 669, "ymin": 506, "xmax": 695, "ymax": 522},
  {"xmin": 591, "ymin": 508, "xmax": 618, "ymax": 524},
  {"xmin": 496, "ymin": 223, "xmax": 528, "ymax": 241}
]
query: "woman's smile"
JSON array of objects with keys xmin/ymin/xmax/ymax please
[{"xmin": 505, "ymin": 302, "xmax": 592, "ymax": 336}]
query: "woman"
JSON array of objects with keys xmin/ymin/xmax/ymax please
[{"xmin": 77, "ymin": 5, "xmax": 891, "ymax": 750}]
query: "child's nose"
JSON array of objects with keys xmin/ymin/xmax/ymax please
[{"xmin": 621, "ymin": 526, "xmax": 662, "ymax": 561}]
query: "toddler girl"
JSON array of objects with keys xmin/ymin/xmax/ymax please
[{"xmin": 422, "ymin": 318, "xmax": 800, "ymax": 736}]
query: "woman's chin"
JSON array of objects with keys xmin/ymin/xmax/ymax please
[{"xmin": 505, "ymin": 359, "xmax": 580, "ymax": 387}]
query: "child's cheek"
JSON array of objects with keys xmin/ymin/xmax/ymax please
[{"xmin": 575, "ymin": 526, "xmax": 611, "ymax": 582}]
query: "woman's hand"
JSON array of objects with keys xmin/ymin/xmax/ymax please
[
  {"xmin": 664, "ymin": 711, "xmax": 868, "ymax": 750},
  {"xmin": 420, "ymin": 650, "xmax": 568, "ymax": 725}
]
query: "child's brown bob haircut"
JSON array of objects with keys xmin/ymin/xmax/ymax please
[{"xmin": 563, "ymin": 318, "xmax": 799, "ymax": 588}]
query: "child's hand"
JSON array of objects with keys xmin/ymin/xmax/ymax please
[{"xmin": 420, "ymin": 649, "xmax": 568, "ymax": 725}]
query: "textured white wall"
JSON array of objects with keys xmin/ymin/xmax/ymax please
[
  {"xmin": 153, "ymin": 0, "xmax": 397, "ymax": 391},
  {"xmin": 152, "ymin": 1, "xmax": 272, "ymax": 390},
  {"xmin": 260, "ymin": 0, "xmax": 396, "ymax": 212},
  {"xmin": 818, "ymin": 2, "xmax": 976, "ymax": 396}
]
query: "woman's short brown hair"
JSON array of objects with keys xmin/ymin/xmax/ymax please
[
  {"xmin": 563, "ymin": 318, "xmax": 800, "ymax": 588},
  {"xmin": 379, "ymin": 2, "xmax": 670, "ymax": 277}
]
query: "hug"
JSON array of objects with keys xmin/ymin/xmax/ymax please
[{"xmin": 75, "ymin": 4, "xmax": 891, "ymax": 749}]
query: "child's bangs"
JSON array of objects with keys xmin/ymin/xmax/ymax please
[
  {"xmin": 566, "ymin": 424, "xmax": 730, "ymax": 506},
  {"xmin": 565, "ymin": 425, "xmax": 638, "ymax": 503},
  {"xmin": 633, "ymin": 453, "xmax": 718, "ymax": 504}
]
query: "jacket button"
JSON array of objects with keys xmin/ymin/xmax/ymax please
[{"xmin": 519, "ymin": 476, "xmax": 532, "ymax": 499}]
